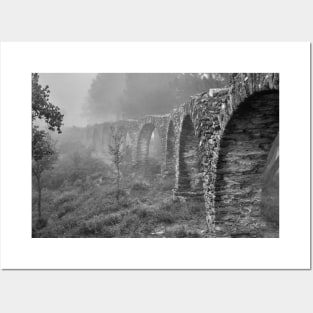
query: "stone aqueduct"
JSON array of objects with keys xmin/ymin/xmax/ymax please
[{"xmin": 71, "ymin": 73, "xmax": 279, "ymax": 235}]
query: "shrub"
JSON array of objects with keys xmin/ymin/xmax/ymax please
[
  {"xmin": 78, "ymin": 213, "xmax": 122, "ymax": 237},
  {"xmin": 42, "ymin": 148, "xmax": 114, "ymax": 190}
]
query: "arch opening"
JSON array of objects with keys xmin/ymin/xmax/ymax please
[
  {"xmin": 149, "ymin": 129, "xmax": 162, "ymax": 159},
  {"xmin": 120, "ymin": 131, "xmax": 133, "ymax": 163},
  {"xmin": 137, "ymin": 123, "xmax": 162, "ymax": 174},
  {"xmin": 177, "ymin": 115, "xmax": 203, "ymax": 193},
  {"xmin": 214, "ymin": 91, "xmax": 279, "ymax": 235}
]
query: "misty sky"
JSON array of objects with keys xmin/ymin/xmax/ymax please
[
  {"xmin": 39, "ymin": 73, "xmax": 96, "ymax": 127},
  {"xmin": 38, "ymin": 73, "xmax": 228, "ymax": 128}
]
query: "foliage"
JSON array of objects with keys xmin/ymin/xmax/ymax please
[
  {"xmin": 32, "ymin": 73, "xmax": 64, "ymax": 133},
  {"xmin": 84, "ymin": 73, "xmax": 126, "ymax": 123},
  {"xmin": 32, "ymin": 127, "xmax": 56, "ymax": 162},
  {"xmin": 32, "ymin": 137, "xmax": 57, "ymax": 177},
  {"xmin": 32, "ymin": 72, "xmax": 63, "ymax": 181},
  {"xmin": 32, "ymin": 73, "xmax": 63, "ymax": 221}
]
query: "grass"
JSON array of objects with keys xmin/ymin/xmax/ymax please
[
  {"xmin": 32, "ymin": 175, "xmax": 207, "ymax": 238},
  {"xmin": 32, "ymin": 154, "xmax": 208, "ymax": 238}
]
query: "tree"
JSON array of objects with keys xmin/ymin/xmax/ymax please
[
  {"xmin": 120, "ymin": 73, "xmax": 177, "ymax": 118},
  {"xmin": 32, "ymin": 133, "xmax": 57, "ymax": 218},
  {"xmin": 120, "ymin": 73, "xmax": 230, "ymax": 118},
  {"xmin": 32, "ymin": 73, "xmax": 63, "ymax": 133},
  {"xmin": 84, "ymin": 73, "xmax": 126, "ymax": 123},
  {"xmin": 108, "ymin": 126, "xmax": 125, "ymax": 201},
  {"xmin": 84, "ymin": 73, "xmax": 230, "ymax": 121},
  {"xmin": 32, "ymin": 73, "xmax": 63, "ymax": 221}
]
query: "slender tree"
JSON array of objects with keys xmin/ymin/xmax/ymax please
[
  {"xmin": 32, "ymin": 73, "xmax": 63, "ymax": 221},
  {"xmin": 108, "ymin": 126, "xmax": 125, "ymax": 201}
]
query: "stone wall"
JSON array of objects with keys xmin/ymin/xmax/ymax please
[
  {"xmin": 195, "ymin": 74, "xmax": 279, "ymax": 234},
  {"xmin": 214, "ymin": 91, "xmax": 279, "ymax": 236},
  {"xmin": 164, "ymin": 120, "xmax": 176, "ymax": 176},
  {"xmin": 176, "ymin": 114, "xmax": 203, "ymax": 197},
  {"xmin": 60, "ymin": 73, "xmax": 279, "ymax": 236}
]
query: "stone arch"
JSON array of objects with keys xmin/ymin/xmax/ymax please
[
  {"xmin": 120, "ymin": 128, "xmax": 136, "ymax": 163},
  {"xmin": 136, "ymin": 115, "xmax": 169, "ymax": 172},
  {"xmin": 197, "ymin": 74, "xmax": 280, "ymax": 234},
  {"xmin": 213, "ymin": 90, "xmax": 279, "ymax": 236},
  {"xmin": 176, "ymin": 114, "xmax": 203, "ymax": 196},
  {"xmin": 136, "ymin": 123, "xmax": 159, "ymax": 166},
  {"xmin": 125, "ymin": 132, "xmax": 132, "ymax": 146}
]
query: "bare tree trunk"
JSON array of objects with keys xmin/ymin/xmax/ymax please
[
  {"xmin": 36, "ymin": 174, "xmax": 42, "ymax": 218},
  {"xmin": 116, "ymin": 164, "xmax": 120, "ymax": 201}
]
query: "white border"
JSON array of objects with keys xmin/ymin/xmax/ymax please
[{"xmin": 0, "ymin": 42, "xmax": 310, "ymax": 269}]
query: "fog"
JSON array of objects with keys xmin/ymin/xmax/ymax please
[
  {"xmin": 39, "ymin": 73, "xmax": 229, "ymax": 128},
  {"xmin": 39, "ymin": 73, "xmax": 96, "ymax": 127}
]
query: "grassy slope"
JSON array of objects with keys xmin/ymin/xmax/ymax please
[{"xmin": 32, "ymin": 175, "xmax": 207, "ymax": 238}]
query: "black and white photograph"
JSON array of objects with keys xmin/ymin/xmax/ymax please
[
  {"xmin": 0, "ymin": 1, "xmax": 312, "ymax": 312},
  {"xmin": 1, "ymin": 42, "xmax": 310, "ymax": 271},
  {"xmin": 32, "ymin": 73, "xmax": 279, "ymax": 238}
]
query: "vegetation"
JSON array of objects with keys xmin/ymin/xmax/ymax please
[
  {"xmin": 32, "ymin": 73, "xmax": 63, "ymax": 225},
  {"xmin": 84, "ymin": 73, "xmax": 230, "ymax": 122},
  {"xmin": 32, "ymin": 134, "xmax": 57, "ymax": 219},
  {"xmin": 32, "ymin": 150, "xmax": 207, "ymax": 238},
  {"xmin": 32, "ymin": 80, "xmax": 207, "ymax": 238},
  {"xmin": 108, "ymin": 126, "xmax": 125, "ymax": 201}
]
